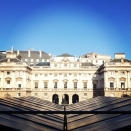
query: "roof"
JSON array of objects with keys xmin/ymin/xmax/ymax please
[
  {"xmin": 66, "ymin": 96, "xmax": 131, "ymax": 130},
  {"xmin": 111, "ymin": 59, "xmax": 131, "ymax": 63},
  {"xmin": 18, "ymin": 51, "xmax": 50, "ymax": 59},
  {"xmin": 0, "ymin": 96, "xmax": 130, "ymax": 130},
  {"xmin": 35, "ymin": 62, "xmax": 50, "ymax": 66},
  {"xmin": 81, "ymin": 62, "xmax": 95, "ymax": 66},
  {"xmin": 115, "ymin": 53, "xmax": 125, "ymax": 54},
  {"xmin": 0, "ymin": 96, "xmax": 63, "ymax": 131},
  {"xmin": 81, "ymin": 52, "xmax": 98, "ymax": 58},
  {"xmin": 81, "ymin": 52, "xmax": 111, "ymax": 58},
  {"xmin": 0, "ymin": 58, "xmax": 22, "ymax": 63},
  {"xmin": 57, "ymin": 53, "xmax": 74, "ymax": 57},
  {"xmin": 0, "ymin": 53, "xmax": 6, "ymax": 60}
]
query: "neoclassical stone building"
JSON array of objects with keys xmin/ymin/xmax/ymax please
[{"xmin": 0, "ymin": 48, "xmax": 131, "ymax": 104}]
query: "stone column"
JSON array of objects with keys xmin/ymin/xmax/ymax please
[
  {"xmin": 116, "ymin": 71, "xmax": 119, "ymax": 89},
  {"xmin": 23, "ymin": 72, "xmax": 27, "ymax": 88},
  {"xmin": 39, "ymin": 80, "xmax": 43, "ymax": 88},
  {"xmin": 127, "ymin": 71, "xmax": 130, "ymax": 89},
  {"xmin": 69, "ymin": 94, "xmax": 72, "ymax": 104},
  {"xmin": 1, "ymin": 71, "xmax": 4, "ymax": 88},
  {"xmin": 104, "ymin": 71, "xmax": 107, "ymax": 89},
  {"xmin": 59, "ymin": 93, "xmax": 63, "ymax": 105},
  {"xmin": 12, "ymin": 71, "xmax": 16, "ymax": 88}
]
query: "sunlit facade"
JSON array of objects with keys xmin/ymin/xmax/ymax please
[{"xmin": 0, "ymin": 48, "xmax": 131, "ymax": 104}]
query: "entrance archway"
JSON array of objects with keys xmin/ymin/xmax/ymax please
[
  {"xmin": 52, "ymin": 94, "xmax": 59, "ymax": 104},
  {"xmin": 72, "ymin": 94, "xmax": 79, "ymax": 104},
  {"xmin": 62, "ymin": 94, "xmax": 69, "ymax": 104}
]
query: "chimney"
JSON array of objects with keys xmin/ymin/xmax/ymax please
[
  {"xmin": 17, "ymin": 50, "xmax": 19, "ymax": 56},
  {"xmin": 28, "ymin": 50, "xmax": 31, "ymax": 57},
  {"xmin": 11, "ymin": 46, "xmax": 14, "ymax": 53},
  {"xmin": 39, "ymin": 50, "xmax": 42, "ymax": 58}
]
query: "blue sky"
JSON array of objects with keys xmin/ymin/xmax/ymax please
[{"xmin": 0, "ymin": 0, "xmax": 131, "ymax": 58}]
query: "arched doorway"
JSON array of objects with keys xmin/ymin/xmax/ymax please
[
  {"xmin": 72, "ymin": 94, "xmax": 79, "ymax": 104},
  {"xmin": 62, "ymin": 94, "xmax": 69, "ymax": 104},
  {"xmin": 52, "ymin": 94, "xmax": 59, "ymax": 104}
]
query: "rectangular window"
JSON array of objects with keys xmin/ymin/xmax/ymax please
[
  {"xmin": 74, "ymin": 64, "xmax": 77, "ymax": 67},
  {"xmin": 54, "ymin": 82, "xmax": 57, "ymax": 88},
  {"xmin": 74, "ymin": 82, "xmax": 77, "ymax": 89},
  {"xmin": 44, "ymin": 82, "xmax": 48, "ymax": 88},
  {"xmin": 93, "ymin": 84, "xmax": 97, "ymax": 89},
  {"xmin": 18, "ymin": 84, "xmax": 21, "ymax": 88},
  {"xmin": 44, "ymin": 74, "xmax": 48, "ymax": 77},
  {"xmin": 110, "ymin": 82, "xmax": 114, "ymax": 88},
  {"xmin": 84, "ymin": 82, "xmax": 87, "ymax": 89},
  {"xmin": 44, "ymin": 93, "xmax": 47, "ymax": 96},
  {"xmin": 7, "ymin": 80, "xmax": 10, "ymax": 84},
  {"xmin": 84, "ymin": 93, "xmax": 87, "ymax": 96},
  {"xmin": 121, "ymin": 82, "xmax": 125, "ymax": 89},
  {"xmin": 54, "ymin": 74, "xmax": 57, "ymax": 77},
  {"xmin": 17, "ymin": 93, "xmax": 21, "ymax": 97},
  {"xmin": 64, "ymin": 82, "xmax": 67, "ymax": 88},
  {"xmin": 64, "ymin": 64, "xmax": 67, "ymax": 67},
  {"xmin": 35, "ymin": 82, "xmax": 38, "ymax": 88},
  {"xmin": 35, "ymin": 74, "xmax": 38, "ymax": 77}
]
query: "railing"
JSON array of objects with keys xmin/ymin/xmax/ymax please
[
  {"xmin": 0, "ymin": 106, "xmax": 131, "ymax": 131},
  {"xmin": 1, "ymin": 87, "xmax": 131, "ymax": 92},
  {"xmin": 0, "ymin": 88, "xmax": 93, "ymax": 91},
  {"xmin": 105, "ymin": 88, "xmax": 131, "ymax": 91}
]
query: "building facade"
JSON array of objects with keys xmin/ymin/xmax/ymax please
[{"xmin": 0, "ymin": 48, "xmax": 131, "ymax": 104}]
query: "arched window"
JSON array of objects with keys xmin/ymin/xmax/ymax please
[
  {"xmin": 62, "ymin": 94, "xmax": 69, "ymax": 104},
  {"xmin": 72, "ymin": 94, "xmax": 79, "ymax": 104},
  {"xmin": 52, "ymin": 94, "xmax": 59, "ymax": 104}
]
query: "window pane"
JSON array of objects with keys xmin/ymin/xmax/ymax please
[
  {"xmin": 35, "ymin": 82, "xmax": 38, "ymax": 88},
  {"xmin": 18, "ymin": 84, "xmax": 21, "ymax": 88},
  {"xmin": 84, "ymin": 82, "xmax": 87, "ymax": 88},
  {"xmin": 54, "ymin": 82, "xmax": 57, "ymax": 88},
  {"xmin": 74, "ymin": 82, "xmax": 77, "ymax": 88},
  {"xmin": 110, "ymin": 82, "xmax": 114, "ymax": 88},
  {"xmin": 44, "ymin": 82, "xmax": 48, "ymax": 88},
  {"xmin": 121, "ymin": 82, "xmax": 125, "ymax": 88},
  {"xmin": 64, "ymin": 82, "xmax": 67, "ymax": 88},
  {"xmin": 7, "ymin": 80, "xmax": 10, "ymax": 84}
]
